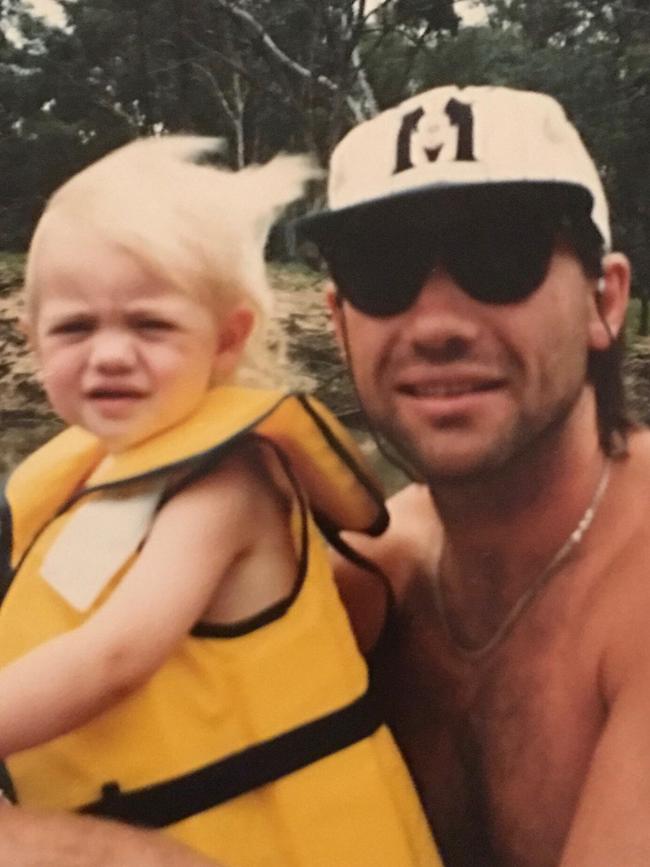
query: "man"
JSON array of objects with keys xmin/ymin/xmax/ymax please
[
  {"xmin": 0, "ymin": 84, "xmax": 640, "ymax": 867},
  {"xmin": 301, "ymin": 84, "xmax": 641, "ymax": 867}
]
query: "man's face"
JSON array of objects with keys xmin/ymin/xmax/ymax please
[{"xmin": 332, "ymin": 242, "xmax": 601, "ymax": 483}]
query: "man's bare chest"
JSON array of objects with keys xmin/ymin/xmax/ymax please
[{"xmin": 381, "ymin": 574, "xmax": 605, "ymax": 867}]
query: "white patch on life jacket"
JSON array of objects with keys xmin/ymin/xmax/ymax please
[{"xmin": 40, "ymin": 481, "xmax": 166, "ymax": 611}]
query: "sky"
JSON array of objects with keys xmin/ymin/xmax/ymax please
[
  {"xmin": 27, "ymin": 0, "xmax": 489, "ymax": 29},
  {"xmin": 454, "ymin": 0, "xmax": 488, "ymax": 26},
  {"xmin": 26, "ymin": 0, "xmax": 67, "ymax": 27}
]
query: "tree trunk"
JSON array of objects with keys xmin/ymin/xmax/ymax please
[{"xmin": 169, "ymin": 0, "xmax": 192, "ymax": 128}]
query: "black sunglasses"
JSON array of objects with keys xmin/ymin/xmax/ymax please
[{"xmin": 320, "ymin": 212, "xmax": 564, "ymax": 317}]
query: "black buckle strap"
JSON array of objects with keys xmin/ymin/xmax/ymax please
[{"xmin": 79, "ymin": 684, "xmax": 383, "ymax": 828}]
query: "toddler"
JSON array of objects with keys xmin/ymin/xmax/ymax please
[{"xmin": 0, "ymin": 137, "xmax": 441, "ymax": 866}]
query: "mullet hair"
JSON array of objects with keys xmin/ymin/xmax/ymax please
[{"xmin": 563, "ymin": 214, "xmax": 634, "ymax": 455}]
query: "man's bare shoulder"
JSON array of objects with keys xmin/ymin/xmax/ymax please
[
  {"xmin": 556, "ymin": 432, "xmax": 650, "ymax": 867},
  {"xmin": 591, "ymin": 427, "xmax": 650, "ymax": 694},
  {"xmin": 625, "ymin": 425, "xmax": 650, "ymax": 464}
]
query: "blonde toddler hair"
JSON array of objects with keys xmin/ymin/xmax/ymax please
[{"xmin": 24, "ymin": 136, "xmax": 319, "ymax": 385}]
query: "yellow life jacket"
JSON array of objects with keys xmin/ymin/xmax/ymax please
[{"xmin": 0, "ymin": 387, "xmax": 441, "ymax": 867}]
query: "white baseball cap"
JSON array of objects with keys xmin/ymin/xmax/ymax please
[{"xmin": 301, "ymin": 85, "xmax": 610, "ymax": 249}]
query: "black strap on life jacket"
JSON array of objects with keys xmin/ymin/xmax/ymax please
[
  {"xmin": 78, "ymin": 683, "xmax": 383, "ymax": 827},
  {"xmin": 0, "ymin": 477, "xmax": 17, "ymax": 802},
  {"xmin": 0, "ymin": 476, "xmax": 13, "ymax": 606}
]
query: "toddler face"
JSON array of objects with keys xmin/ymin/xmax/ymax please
[{"xmin": 28, "ymin": 223, "xmax": 226, "ymax": 451}]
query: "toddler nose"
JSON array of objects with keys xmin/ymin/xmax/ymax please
[{"xmin": 89, "ymin": 330, "xmax": 137, "ymax": 370}]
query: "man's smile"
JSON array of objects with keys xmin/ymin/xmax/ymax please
[
  {"xmin": 398, "ymin": 380, "xmax": 504, "ymax": 398},
  {"xmin": 396, "ymin": 366, "xmax": 506, "ymax": 397}
]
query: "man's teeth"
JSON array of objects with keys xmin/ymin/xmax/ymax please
[{"xmin": 411, "ymin": 384, "xmax": 483, "ymax": 396}]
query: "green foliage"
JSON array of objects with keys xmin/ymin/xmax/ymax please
[{"xmin": 0, "ymin": 0, "xmax": 648, "ymax": 293}]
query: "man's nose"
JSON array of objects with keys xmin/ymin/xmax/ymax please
[
  {"xmin": 405, "ymin": 267, "xmax": 482, "ymax": 360},
  {"xmin": 88, "ymin": 329, "xmax": 137, "ymax": 370}
]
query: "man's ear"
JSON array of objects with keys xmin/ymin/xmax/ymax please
[
  {"xmin": 212, "ymin": 304, "xmax": 255, "ymax": 380},
  {"xmin": 325, "ymin": 281, "xmax": 345, "ymax": 352},
  {"xmin": 588, "ymin": 253, "xmax": 631, "ymax": 350}
]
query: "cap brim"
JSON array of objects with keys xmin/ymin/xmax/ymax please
[{"xmin": 298, "ymin": 180, "xmax": 594, "ymax": 247}]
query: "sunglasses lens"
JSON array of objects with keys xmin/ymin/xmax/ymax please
[
  {"xmin": 444, "ymin": 216, "xmax": 556, "ymax": 304},
  {"xmin": 324, "ymin": 231, "xmax": 429, "ymax": 317},
  {"xmin": 321, "ymin": 210, "xmax": 559, "ymax": 316}
]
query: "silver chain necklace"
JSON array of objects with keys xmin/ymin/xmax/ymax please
[{"xmin": 433, "ymin": 459, "xmax": 611, "ymax": 661}]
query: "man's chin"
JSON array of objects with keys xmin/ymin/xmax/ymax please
[{"xmin": 390, "ymin": 431, "xmax": 519, "ymax": 487}]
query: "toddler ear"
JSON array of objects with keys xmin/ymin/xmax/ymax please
[
  {"xmin": 17, "ymin": 313, "xmax": 32, "ymax": 344},
  {"xmin": 18, "ymin": 316, "xmax": 46, "ymax": 384},
  {"xmin": 18, "ymin": 314, "xmax": 42, "ymax": 373},
  {"xmin": 212, "ymin": 305, "xmax": 255, "ymax": 380}
]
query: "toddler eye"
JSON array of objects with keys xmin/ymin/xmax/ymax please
[
  {"xmin": 135, "ymin": 318, "xmax": 174, "ymax": 332},
  {"xmin": 47, "ymin": 318, "xmax": 94, "ymax": 336}
]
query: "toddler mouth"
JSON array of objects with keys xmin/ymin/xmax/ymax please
[{"xmin": 85, "ymin": 388, "xmax": 146, "ymax": 402}]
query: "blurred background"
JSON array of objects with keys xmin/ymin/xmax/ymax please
[{"xmin": 1, "ymin": 0, "xmax": 649, "ymax": 488}]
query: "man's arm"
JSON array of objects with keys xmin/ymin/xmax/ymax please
[
  {"xmin": 559, "ymin": 643, "xmax": 650, "ymax": 864},
  {"xmin": 0, "ymin": 807, "xmax": 219, "ymax": 867}
]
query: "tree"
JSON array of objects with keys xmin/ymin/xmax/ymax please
[
  {"xmin": 5, "ymin": 0, "xmax": 646, "ymax": 285},
  {"xmin": 1, "ymin": 0, "xmax": 460, "ymax": 249}
]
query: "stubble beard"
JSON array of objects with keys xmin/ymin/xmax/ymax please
[{"xmin": 369, "ymin": 379, "xmax": 587, "ymax": 489}]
